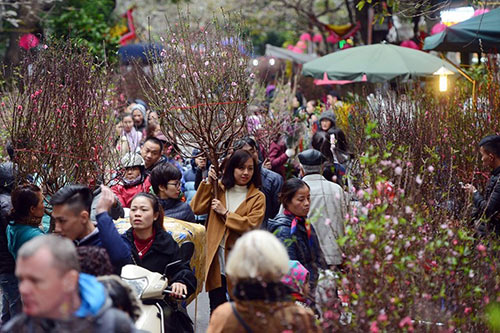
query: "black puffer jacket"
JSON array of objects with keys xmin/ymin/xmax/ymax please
[
  {"xmin": 259, "ymin": 166, "xmax": 283, "ymax": 228},
  {"xmin": 122, "ymin": 228, "xmax": 197, "ymax": 296},
  {"xmin": 0, "ymin": 161, "xmax": 15, "ymax": 274},
  {"xmin": 473, "ymin": 166, "xmax": 500, "ymax": 235},
  {"xmin": 159, "ymin": 198, "xmax": 196, "ymax": 223},
  {"xmin": 0, "ymin": 191, "xmax": 15, "ymax": 274}
]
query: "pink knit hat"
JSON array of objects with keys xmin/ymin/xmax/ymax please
[{"xmin": 281, "ymin": 260, "xmax": 309, "ymax": 293}]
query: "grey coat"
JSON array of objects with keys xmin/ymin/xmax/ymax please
[{"xmin": 302, "ymin": 173, "xmax": 347, "ymax": 266}]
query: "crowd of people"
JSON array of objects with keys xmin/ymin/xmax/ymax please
[{"xmin": 0, "ymin": 88, "xmax": 499, "ymax": 332}]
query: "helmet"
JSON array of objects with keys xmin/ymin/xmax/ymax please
[
  {"xmin": 121, "ymin": 153, "xmax": 145, "ymax": 169},
  {"xmin": 0, "ymin": 162, "xmax": 15, "ymax": 191}
]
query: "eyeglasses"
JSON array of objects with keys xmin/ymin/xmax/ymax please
[{"xmin": 167, "ymin": 182, "xmax": 181, "ymax": 188}]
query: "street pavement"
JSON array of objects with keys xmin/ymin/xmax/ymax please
[{"xmin": 187, "ymin": 289, "xmax": 210, "ymax": 332}]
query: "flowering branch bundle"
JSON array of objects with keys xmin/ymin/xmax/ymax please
[
  {"xmin": 141, "ymin": 10, "xmax": 252, "ymax": 177},
  {"xmin": 248, "ymin": 78, "xmax": 295, "ymax": 154},
  {"xmin": 0, "ymin": 41, "xmax": 119, "ymax": 195}
]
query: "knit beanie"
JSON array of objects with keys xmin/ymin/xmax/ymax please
[
  {"xmin": 281, "ymin": 260, "xmax": 309, "ymax": 294},
  {"xmin": 319, "ymin": 109, "xmax": 336, "ymax": 125}
]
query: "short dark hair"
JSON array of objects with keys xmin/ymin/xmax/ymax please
[
  {"xmin": 233, "ymin": 137, "xmax": 263, "ymax": 162},
  {"xmin": 311, "ymin": 131, "xmax": 333, "ymax": 161},
  {"xmin": 130, "ymin": 193, "xmax": 165, "ymax": 231},
  {"xmin": 10, "ymin": 184, "xmax": 41, "ymax": 223},
  {"xmin": 150, "ymin": 163, "xmax": 182, "ymax": 194},
  {"xmin": 50, "ymin": 185, "xmax": 93, "ymax": 215},
  {"xmin": 479, "ymin": 135, "xmax": 500, "ymax": 158},
  {"xmin": 222, "ymin": 149, "xmax": 261, "ymax": 189},
  {"xmin": 234, "ymin": 137, "xmax": 258, "ymax": 151},
  {"xmin": 6, "ymin": 142, "xmax": 14, "ymax": 160},
  {"xmin": 143, "ymin": 137, "xmax": 163, "ymax": 153},
  {"xmin": 279, "ymin": 178, "xmax": 310, "ymax": 209}
]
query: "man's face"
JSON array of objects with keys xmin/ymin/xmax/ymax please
[
  {"xmin": 241, "ymin": 143, "xmax": 259, "ymax": 162},
  {"xmin": 16, "ymin": 248, "xmax": 78, "ymax": 319},
  {"xmin": 327, "ymin": 94, "xmax": 337, "ymax": 105},
  {"xmin": 52, "ymin": 204, "xmax": 88, "ymax": 241},
  {"xmin": 195, "ymin": 156, "xmax": 207, "ymax": 169},
  {"xmin": 480, "ymin": 146, "xmax": 495, "ymax": 169},
  {"xmin": 141, "ymin": 141, "xmax": 162, "ymax": 169}
]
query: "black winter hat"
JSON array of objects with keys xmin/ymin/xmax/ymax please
[{"xmin": 298, "ymin": 149, "xmax": 326, "ymax": 166}]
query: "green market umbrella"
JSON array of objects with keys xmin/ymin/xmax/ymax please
[
  {"xmin": 302, "ymin": 43, "xmax": 457, "ymax": 83},
  {"xmin": 423, "ymin": 8, "xmax": 500, "ymax": 53}
]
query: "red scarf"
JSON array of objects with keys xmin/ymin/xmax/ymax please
[{"xmin": 133, "ymin": 229, "xmax": 155, "ymax": 259}]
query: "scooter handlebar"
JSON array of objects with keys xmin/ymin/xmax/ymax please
[{"xmin": 163, "ymin": 288, "xmax": 187, "ymax": 299}]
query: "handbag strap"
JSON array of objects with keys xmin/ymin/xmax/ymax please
[{"xmin": 230, "ymin": 302, "xmax": 253, "ymax": 333}]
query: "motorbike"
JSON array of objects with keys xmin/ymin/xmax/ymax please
[{"xmin": 121, "ymin": 261, "xmax": 188, "ymax": 333}]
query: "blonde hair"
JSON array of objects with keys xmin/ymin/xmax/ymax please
[{"xmin": 226, "ymin": 230, "xmax": 289, "ymax": 282}]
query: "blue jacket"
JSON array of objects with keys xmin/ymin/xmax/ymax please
[
  {"xmin": 1, "ymin": 273, "xmax": 137, "ymax": 332},
  {"xmin": 159, "ymin": 198, "xmax": 196, "ymax": 223},
  {"xmin": 80, "ymin": 212, "xmax": 131, "ymax": 270},
  {"xmin": 268, "ymin": 213, "xmax": 326, "ymax": 287},
  {"xmin": 183, "ymin": 163, "xmax": 197, "ymax": 205},
  {"xmin": 260, "ymin": 166, "xmax": 283, "ymax": 228}
]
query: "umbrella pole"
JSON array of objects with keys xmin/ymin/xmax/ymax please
[{"xmin": 439, "ymin": 54, "xmax": 477, "ymax": 110}]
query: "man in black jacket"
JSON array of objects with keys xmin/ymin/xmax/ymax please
[
  {"xmin": 464, "ymin": 135, "xmax": 500, "ymax": 236},
  {"xmin": 0, "ymin": 162, "xmax": 21, "ymax": 326}
]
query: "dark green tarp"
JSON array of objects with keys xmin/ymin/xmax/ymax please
[{"xmin": 423, "ymin": 8, "xmax": 500, "ymax": 53}]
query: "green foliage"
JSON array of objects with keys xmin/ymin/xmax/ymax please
[
  {"xmin": 44, "ymin": 0, "xmax": 119, "ymax": 64},
  {"xmin": 319, "ymin": 63, "xmax": 500, "ymax": 331}
]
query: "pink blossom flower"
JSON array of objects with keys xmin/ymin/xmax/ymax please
[
  {"xmin": 231, "ymin": 82, "xmax": 237, "ymax": 86},
  {"xmin": 394, "ymin": 166, "xmax": 402, "ymax": 175},
  {"xmin": 464, "ymin": 307, "xmax": 472, "ymax": 314},
  {"xmin": 368, "ymin": 234, "xmax": 376, "ymax": 242},
  {"xmin": 428, "ymin": 165, "xmax": 435, "ymax": 172},
  {"xmin": 477, "ymin": 244, "xmax": 486, "ymax": 252},
  {"xmin": 370, "ymin": 321, "xmax": 379, "ymax": 333},
  {"xmin": 399, "ymin": 316, "xmax": 413, "ymax": 329},
  {"xmin": 377, "ymin": 313, "xmax": 388, "ymax": 321},
  {"xmin": 43, "ymin": 44, "xmax": 48, "ymax": 49}
]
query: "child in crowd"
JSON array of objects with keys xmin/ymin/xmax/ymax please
[
  {"xmin": 111, "ymin": 153, "xmax": 151, "ymax": 208},
  {"xmin": 116, "ymin": 114, "xmax": 142, "ymax": 156}
]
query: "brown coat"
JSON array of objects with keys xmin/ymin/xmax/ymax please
[
  {"xmin": 207, "ymin": 300, "xmax": 322, "ymax": 333},
  {"xmin": 190, "ymin": 181, "xmax": 265, "ymax": 292}
]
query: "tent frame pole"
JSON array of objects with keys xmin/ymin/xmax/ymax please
[{"xmin": 439, "ymin": 53, "xmax": 477, "ymax": 110}]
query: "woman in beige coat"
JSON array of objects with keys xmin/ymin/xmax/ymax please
[{"xmin": 191, "ymin": 149, "xmax": 266, "ymax": 314}]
